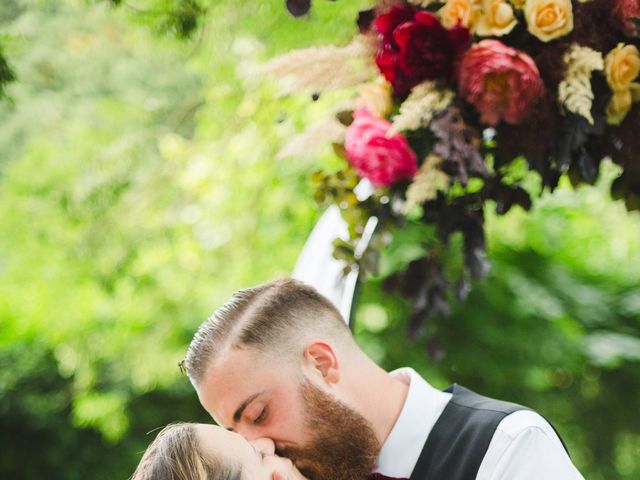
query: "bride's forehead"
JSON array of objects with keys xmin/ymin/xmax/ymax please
[{"xmin": 195, "ymin": 425, "xmax": 250, "ymax": 457}]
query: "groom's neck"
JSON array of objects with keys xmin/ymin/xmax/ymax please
[{"xmin": 342, "ymin": 357, "xmax": 410, "ymax": 447}]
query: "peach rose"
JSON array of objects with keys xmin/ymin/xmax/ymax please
[
  {"xmin": 357, "ymin": 79, "xmax": 393, "ymax": 118},
  {"xmin": 476, "ymin": 0, "xmax": 518, "ymax": 36},
  {"xmin": 605, "ymin": 43, "xmax": 640, "ymax": 124},
  {"xmin": 439, "ymin": 0, "xmax": 481, "ymax": 29},
  {"xmin": 605, "ymin": 43, "xmax": 640, "ymax": 91},
  {"xmin": 607, "ymin": 90, "xmax": 633, "ymax": 124},
  {"xmin": 524, "ymin": 0, "xmax": 573, "ymax": 42}
]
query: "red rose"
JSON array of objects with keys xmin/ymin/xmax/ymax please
[
  {"xmin": 458, "ymin": 40, "xmax": 545, "ymax": 126},
  {"xmin": 375, "ymin": 6, "xmax": 471, "ymax": 97},
  {"xmin": 345, "ymin": 108, "xmax": 418, "ymax": 186},
  {"xmin": 614, "ymin": 0, "xmax": 640, "ymax": 37}
]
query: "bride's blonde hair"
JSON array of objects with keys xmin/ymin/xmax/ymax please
[{"xmin": 131, "ymin": 423, "xmax": 240, "ymax": 480}]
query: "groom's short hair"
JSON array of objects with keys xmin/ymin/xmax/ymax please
[{"xmin": 185, "ymin": 278, "xmax": 354, "ymax": 386}]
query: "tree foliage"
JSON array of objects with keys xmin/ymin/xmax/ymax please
[{"xmin": 0, "ymin": 1, "xmax": 638, "ymax": 479}]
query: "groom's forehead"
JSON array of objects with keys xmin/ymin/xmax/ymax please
[
  {"xmin": 218, "ymin": 343, "xmax": 301, "ymax": 375},
  {"xmin": 205, "ymin": 348, "xmax": 293, "ymax": 396}
]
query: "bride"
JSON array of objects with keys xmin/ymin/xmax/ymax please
[{"xmin": 131, "ymin": 422, "xmax": 307, "ymax": 480}]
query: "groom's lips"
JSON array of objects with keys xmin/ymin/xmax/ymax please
[
  {"xmin": 297, "ymin": 465, "xmax": 317, "ymax": 480},
  {"xmin": 289, "ymin": 460, "xmax": 315, "ymax": 479},
  {"xmin": 277, "ymin": 447, "xmax": 316, "ymax": 478}
]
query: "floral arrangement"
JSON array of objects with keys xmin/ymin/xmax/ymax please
[{"xmin": 267, "ymin": 0, "xmax": 640, "ymax": 342}]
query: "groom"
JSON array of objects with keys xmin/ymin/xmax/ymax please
[{"xmin": 185, "ymin": 278, "xmax": 584, "ymax": 480}]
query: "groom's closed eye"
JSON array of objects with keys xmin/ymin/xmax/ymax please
[
  {"xmin": 233, "ymin": 392, "xmax": 264, "ymax": 424},
  {"xmin": 240, "ymin": 397, "xmax": 269, "ymax": 427}
]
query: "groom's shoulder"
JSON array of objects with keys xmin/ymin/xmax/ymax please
[
  {"xmin": 447, "ymin": 384, "xmax": 528, "ymax": 416},
  {"xmin": 447, "ymin": 385, "xmax": 561, "ymax": 442},
  {"xmin": 495, "ymin": 409, "xmax": 562, "ymax": 443}
]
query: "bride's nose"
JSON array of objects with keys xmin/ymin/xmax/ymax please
[{"xmin": 250, "ymin": 437, "xmax": 276, "ymax": 456}]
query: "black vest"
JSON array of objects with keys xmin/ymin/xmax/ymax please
[{"xmin": 409, "ymin": 384, "xmax": 567, "ymax": 480}]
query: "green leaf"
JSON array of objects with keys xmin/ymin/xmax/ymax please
[{"xmin": 377, "ymin": 221, "xmax": 436, "ymax": 278}]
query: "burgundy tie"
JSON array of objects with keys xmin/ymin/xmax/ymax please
[{"xmin": 368, "ymin": 474, "xmax": 408, "ymax": 480}]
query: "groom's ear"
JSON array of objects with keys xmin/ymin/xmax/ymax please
[{"xmin": 302, "ymin": 340, "xmax": 340, "ymax": 385}]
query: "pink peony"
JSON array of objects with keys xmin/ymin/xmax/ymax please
[
  {"xmin": 458, "ymin": 40, "xmax": 545, "ymax": 126},
  {"xmin": 614, "ymin": 0, "xmax": 640, "ymax": 37},
  {"xmin": 345, "ymin": 108, "xmax": 418, "ymax": 186}
]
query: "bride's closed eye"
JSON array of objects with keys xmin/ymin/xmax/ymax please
[{"xmin": 252, "ymin": 406, "xmax": 268, "ymax": 425}]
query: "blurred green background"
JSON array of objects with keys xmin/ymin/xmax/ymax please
[{"xmin": 1, "ymin": 1, "xmax": 639, "ymax": 478}]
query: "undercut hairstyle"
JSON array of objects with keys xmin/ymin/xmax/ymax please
[
  {"xmin": 185, "ymin": 278, "xmax": 355, "ymax": 387},
  {"xmin": 131, "ymin": 423, "xmax": 240, "ymax": 480}
]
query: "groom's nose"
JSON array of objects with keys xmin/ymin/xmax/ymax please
[{"xmin": 250, "ymin": 437, "xmax": 276, "ymax": 456}]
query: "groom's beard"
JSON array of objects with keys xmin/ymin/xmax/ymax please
[{"xmin": 279, "ymin": 381, "xmax": 380, "ymax": 480}]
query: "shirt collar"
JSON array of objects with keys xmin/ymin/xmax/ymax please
[{"xmin": 373, "ymin": 368, "xmax": 452, "ymax": 478}]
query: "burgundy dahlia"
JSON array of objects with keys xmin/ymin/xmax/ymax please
[{"xmin": 375, "ymin": 6, "xmax": 471, "ymax": 97}]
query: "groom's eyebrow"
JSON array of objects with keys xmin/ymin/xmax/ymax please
[{"xmin": 233, "ymin": 392, "xmax": 263, "ymax": 423}]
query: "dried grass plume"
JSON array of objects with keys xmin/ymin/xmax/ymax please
[
  {"xmin": 558, "ymin": 44, "xmax": 604, "ymax": 125},
  {"xmin": 276, "ymin": 117, "xmax": 347, "ymax": 159},
  {"xmin": 403, "ymin": 154, "xmax": 450, "ymax": 213},
  {"xmin": 388, "ymin": 81, "xmax": 455, "ymax": 136},
  {"xmin": 258, "ymin": 35, "xmax": 378, "ymax": 96}
]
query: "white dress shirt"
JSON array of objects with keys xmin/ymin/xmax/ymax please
[{"xmin": 373, "ymin": 368, "xmax": 585, "ymax": 480}]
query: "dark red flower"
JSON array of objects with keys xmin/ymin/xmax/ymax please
[
  {"xmin": 614, "ymin": 0, "xmax": 640, "ymax": 37},
  {"xmin": 375, "ymin": 6, "xmax": 471, "ymax": 97}
]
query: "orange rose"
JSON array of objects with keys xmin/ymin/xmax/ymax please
[
  {"xmin": 605, "ymin": 43, "xmax": 640, "ymax": 91},
  {"xmin": 357, "ymin": 79, "xmax": 393, "ymax": 118},
  {"xmin": 439, "ymin": 0, "xmax": 481, "ymax": 29},
  {"xmin": 476, "ymin": 0, "xmax": 518, "ymax": 36},
  {"xmin": 524, "ymin": 0, "xmax": 573, "ymax": 42},
  {"xmin": 605, "ymin": 43, "xmax": 640, "ymax": 124}
]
